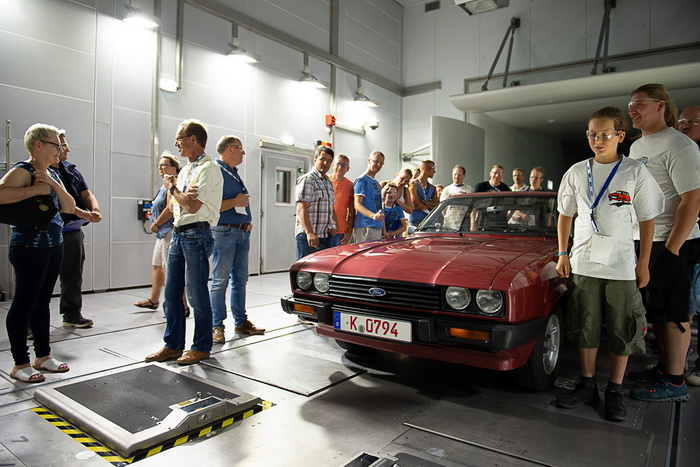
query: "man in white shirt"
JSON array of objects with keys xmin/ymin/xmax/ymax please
[
  {"xmin": 510, "ymin": 168, "xmax": 528, "ymax": 191},
  {"xmin": 626, "ymin": 85, "xmax": 700, "ymax": 402},
  {"xmin": 146, "ymin": 119, "xmax": 223, "ymax": 366},
  {"xmin": 440, "ymin": 165, "xmax": 473, "ymax": 200}
]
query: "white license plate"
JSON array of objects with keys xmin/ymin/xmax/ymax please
[{"xmin": 333, "ymin": 311, "xmax": 412, "ymax": 343}]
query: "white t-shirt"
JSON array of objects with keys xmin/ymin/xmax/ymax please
[
  {"xmin": 510, "ymin": 184, "xmax": 529, "ymax": 191},
  {"xmin": 440, "ymin": 183, "xmax": 474, "ymax": 201},
  {"xmin": 558, "ymin": 157, "xmax": 664, "ymax": 280},
  {"xmin": 629, "ymin": 127, "xmax": 700, "ymax": 242}
]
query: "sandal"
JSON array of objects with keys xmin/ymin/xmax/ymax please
[
  {"xmin": 33, "ymin": 357, "xmax": 69, "ymax": 373},
  {"xmin": 134, "ymin": 298, "xmax": 159, "ymax": 310},
  {"xmin": 10, "ymin": 366, "xmax": 46, "ymax": 383}
]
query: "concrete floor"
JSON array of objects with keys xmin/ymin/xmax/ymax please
[{"xmin": 0, "ymin": 272, "xmax": 698, "ymax": 466}]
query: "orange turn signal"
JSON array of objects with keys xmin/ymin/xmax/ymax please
[
  {"xmin": 448, "ymin": 327, "xmax": 489, "ymax": 341},
  {"xmin": 293, "ymin": 304, "xmax": 315, "ymax": 315}
]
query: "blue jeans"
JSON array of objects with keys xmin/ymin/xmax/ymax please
[
  {"xmin": 330, "ymin": 233, "xmax": 344, "ymax": 247},
  {"xmin": 210, "ymin": 226, "xmax": 250, "ymax": 328},
  {"xmin": 295, "ymin": 232, "xmax": 334, "ymax": 260},
  {"xmin": 163, "ymin": 227, "xmax": 214, "ymax": 353}
]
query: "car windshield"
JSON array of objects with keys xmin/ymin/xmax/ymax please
[{"xmin": 416, "ymin": 193, "xmax": 558, "ymax": 237}]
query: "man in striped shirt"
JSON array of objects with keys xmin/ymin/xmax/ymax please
[{"xmin": 295, "ymin": 146, "xmax": 338, "ymax": 259}]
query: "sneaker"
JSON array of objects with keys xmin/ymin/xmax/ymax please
[
  {"xmin": 630, "ymin": 376, "xmax": 689, "ymax": 402},
  {"xmin": 213, "ymin": 326, "xmax": 226, "ymax": 344},
  {"xmin": 556, "ymin": 380, "xmax": 600, "ymax": 409},
  {"xmin": 604, "ymin": 387, "xmax": 627, "ymax": 422},
  {"xmin": 686, "ymin": 366, "xmax": 700, "ymax": 387},
  {"xmin": 62, "ymin": 316, "xmax": 94, "ymax": 328},
  {"xmin": 235, "ymin": 320, "xmax": 265, "ymax": 335},
  {"xmin": 628, "ymin": 366, "xmax": 663, "ymax": 384}
]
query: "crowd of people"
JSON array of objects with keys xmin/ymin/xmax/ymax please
[{"xmin": 1, "ymin": 86, "xmax": 698, "ymax": 426}]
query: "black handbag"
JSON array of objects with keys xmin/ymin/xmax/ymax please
[{"xmin": 0, "ymin": 195, "xmax": 59, "ymax": 229}]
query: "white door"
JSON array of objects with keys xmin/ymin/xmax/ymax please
[{"xmin": 261, "ymin": 153, "xmax": 307, "ymax": 273}]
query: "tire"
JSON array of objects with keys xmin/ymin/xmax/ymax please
[
  {"xmin": 335, "ymin": 339, "xmax": 374, "ymax": 356},
  {"xmin": 513, "ymin": 307, "xmax": 564, "ymax": 391}
]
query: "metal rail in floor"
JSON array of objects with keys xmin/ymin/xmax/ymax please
[{"xmin": 0, "ymin": 272, "xmax": 697, "ymax": 466}]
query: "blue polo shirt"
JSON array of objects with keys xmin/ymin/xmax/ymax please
[
  {"xmin": 353, "ymin": 173, "xmax": 383, "ymax": 229},
  {"xmin": 216, "ymin": 159, "xmax": 252, "ymax": 225}
]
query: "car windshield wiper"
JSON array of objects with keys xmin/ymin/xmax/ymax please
[
  {"xmin": 417, "ymin": 225, "xmax": 463, "ymax": 236},
  {"xmin": 479, "ymin": 225, "xmax": 531, "ymax": 233}
]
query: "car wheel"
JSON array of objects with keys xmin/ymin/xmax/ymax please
[
  {"xmin": 335, "ymin": 339, "xmax": 374, "ymax": 356},
  {"xmin": 513, "ymin": 307, "xmax": 563, "ymax": 391}
]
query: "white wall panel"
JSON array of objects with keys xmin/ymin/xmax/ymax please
[
  {"xmin": 529, "ymin": 0, "xmax": 586, "ymax": 69},
  {"xmin": 112, "ymin": 107, "xmax": 152, "ymax": 156},
  {"xmin": 111, "ymin": 198, "xmax": 156, "ymax": 243},
  {"xmin": 650, "ymin": 0, "xmax": 700, "ymax": 48},
  {"xmin": 111, "ymin": 243, "xmax": 154, "ymax": 288},
  {"xmin": 402, "ymin": 3, "xmax": 436, "ymax": 86},
  {"xmin": 257, "ymin": 0, "xmax": 331, "ymax": 52},
  {"xmin": 1, "ymin": 0, "xmax": 96, "ymax": 53},
  {"xmin": 111, "ymin": 153, "xmax": 153, "ymax": 200}
]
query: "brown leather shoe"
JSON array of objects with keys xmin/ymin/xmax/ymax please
[
  {"xmin": 212, "ymin": 326, "xmax": 225, "ymax": 344},
  {"xmin": 176, "ymin": 349, "xmax": 210, "ymax": 365},
  {"xmin": 235, "ymin": 320, "xmax": 266, "ymax": 335},
  {"xmin": 145, "ymin": 347, "xmax": 183, "ymax": 362}
]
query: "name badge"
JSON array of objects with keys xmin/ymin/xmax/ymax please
[{"xmin": 589, "ymin": 235, "xmax": 614, "ymax": 265}]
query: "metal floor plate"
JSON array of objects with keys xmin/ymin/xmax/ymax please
[{"xmin": 34, "ymin": 363, "xmax": 261, "ymax": 457}]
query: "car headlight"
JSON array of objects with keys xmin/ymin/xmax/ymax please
[
  {"xmin": 476, "ymin": 290, "xmax": 503, "ymax": 314},
  {"xmin": 296, "ymin": 271, "xmax": 312, "ymax": 290},
  {"xmin": 445, "ymin": 286, "xmax": 471, "ymax": 310},
  {"xmin": 313, "ymin": 273, "xmax": 330, "ymax": 293}
]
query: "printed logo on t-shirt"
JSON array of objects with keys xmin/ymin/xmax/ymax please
[{"xmin": 608, "ymin": 190, "xmax": 631, "ymax": 206}]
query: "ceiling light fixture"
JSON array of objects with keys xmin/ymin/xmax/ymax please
[
  {"xmin": 122, "ymin": 0, "xmax": 160, "ymax": 29},
  {"xmin": 455, "ymin": 0, "xmax": 510, "ymax": 15},
  {"xmin": 354, "ymin": 76, "xmax": 380, "ymax": 108},
  {"xmin": 299, "ymin": 52, "xmax": 328, "ymax": 89},
  {"xmin": 228, "ymin": 22, "xmax": 260, "ymax": 64}
]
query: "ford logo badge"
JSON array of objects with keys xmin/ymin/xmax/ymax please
[{"xmin": 368, "ymin": 287, "xmax": 386, "ymax": 297}]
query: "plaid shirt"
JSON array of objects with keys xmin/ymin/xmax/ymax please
[{"xmin": 295, "ymin": 167, "xmax": 336, "ymax": 236}]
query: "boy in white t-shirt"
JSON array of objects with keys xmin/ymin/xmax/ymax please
[{"xmin": 555, "ymin": 106, "xmax": 664, "ymax": 421}]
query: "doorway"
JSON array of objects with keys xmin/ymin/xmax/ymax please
[{"xmin": 260, "ymin": 152, "xmax": 308, "ymax": 273}]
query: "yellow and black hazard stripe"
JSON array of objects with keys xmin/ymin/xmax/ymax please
[{"xmin": 33, "ymin": 400, "xmax": 274, "ymax": 465}]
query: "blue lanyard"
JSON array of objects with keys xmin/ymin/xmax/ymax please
[
  {"xmin": 586, "ymin": 157, "xmax": 622, "ymax": 234},
  {"xmin": 183, "ymin": 153, "xmax": 206, "ymax": 189},
  {"xmin": 216, "ymin": 159, "xmax": 248, "ymax": 194}
]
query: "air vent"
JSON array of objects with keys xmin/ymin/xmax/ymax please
[{"xmin": 425, "ymin": 1, "xmax": 440, "ymax": 12}]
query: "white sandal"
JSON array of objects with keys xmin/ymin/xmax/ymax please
[
  {"xmin": 10, "ymin": 366, "xmax": 46, "ymax": 383},
  {"xmin": 32, "ymin": 357, "xmax": 70, "ymax": 373}
]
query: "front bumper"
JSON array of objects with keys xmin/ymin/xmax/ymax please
[{"xmin": 281, "ymin": 294, "xmax": 545, "ymax": 370}]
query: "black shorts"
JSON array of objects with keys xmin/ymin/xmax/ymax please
[{"xmin": 638, "ymin": 238, "xmax": 700, "ymax": 324}]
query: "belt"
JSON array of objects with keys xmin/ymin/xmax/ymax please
[
  {"xmin": 219, "ymin": 223, "xmax": 251, "ymax": 230},
  {"xmin": 174, "ymin": 221, "xmax": 209, "ymax": 233}
]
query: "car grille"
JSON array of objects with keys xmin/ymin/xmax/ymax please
[{"xmin": 329, "ymin": 275, "xmax": 441, "ymax": 309}]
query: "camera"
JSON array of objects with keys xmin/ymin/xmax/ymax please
[{"xmin": 364, "ymin": 118, "xmax": 379, "ymax": 131}]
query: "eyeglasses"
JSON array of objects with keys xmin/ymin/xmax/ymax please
[
  {"xmin": 335, "ymin": 162, "xmax": 349, "ymax": 168},
  {"xmin": 227, "ymin": 144, "xmax": 243, "ymax": 150},
  {"xmin": 157, "ymin": 164, "xmax": 174, "ymax": 168},
  {"xmin": 585, "ymin": 130, "xmax": 622, "ymax": 141},
  {"xmin": 628, "ymin": 98, "xmax": 661, "ymax": 110},
  {"xmin": 678, "ymin": 118, "xmax": 700, "ymax": 126},
  {"xmin": 41, "ymin": 140, "xmax": 67, "ymax": 151},
  {"xmin": 175, "ymin": 135, "xmax": 191, "ymax": 142}
]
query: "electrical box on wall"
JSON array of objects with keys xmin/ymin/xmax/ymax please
[{"xmin": 137, "ymin": 200, "xmax": 152, "ymax": 221}]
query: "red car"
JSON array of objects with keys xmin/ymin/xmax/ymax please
[{"xmin": 281, "ymin": 192, "xmax": 568, "ymax": 390}]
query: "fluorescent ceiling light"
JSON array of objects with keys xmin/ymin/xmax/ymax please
[
  {"xmin": 228, "ymin": 22, "xmax": 260, "ymax": 64},
  {"xmin": 299, "ymin": 52, "xmax": 328, "ymax": 88},
  {"xmin": 354, "ymin": 76, "xmax": 380, "ymax": 107},
  {"xmin": 455, "ymin": 0, "xmax": 509, "ymax": 15},
  {"xmin": 123, "ymin": 2, "xmax": 159, "ymax": 29}
]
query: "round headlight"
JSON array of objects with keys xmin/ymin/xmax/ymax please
[
  {"xmin": 296, "ymin": 271, "xmax": 312, "ymax": 290},
  {"xmin": 313, "ymin": 273, "xmax": 330, "ymax": 293},
  {"xmin": 445, "ymin": 286, "xmax": 471, "ymax": 310},
  {"xmin": 476, "ymin": 290, "xmax": 503, "ymax": 314}
]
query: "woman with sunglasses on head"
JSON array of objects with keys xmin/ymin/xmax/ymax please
[
  {"xmin": 134, "ymin": 152, "xmax": 189, "ymax": 316},
  {"xmin": 625, "ymin": 83, "xmax": 700, "ymax": 403},
  {"xmin": 0, "ymin": 124, "xmax": 76, "ymax": 383}
]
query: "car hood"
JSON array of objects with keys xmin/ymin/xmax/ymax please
[{"xmin": 301, "ymin": 235, "xmax": 548, "ymax": 290}]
